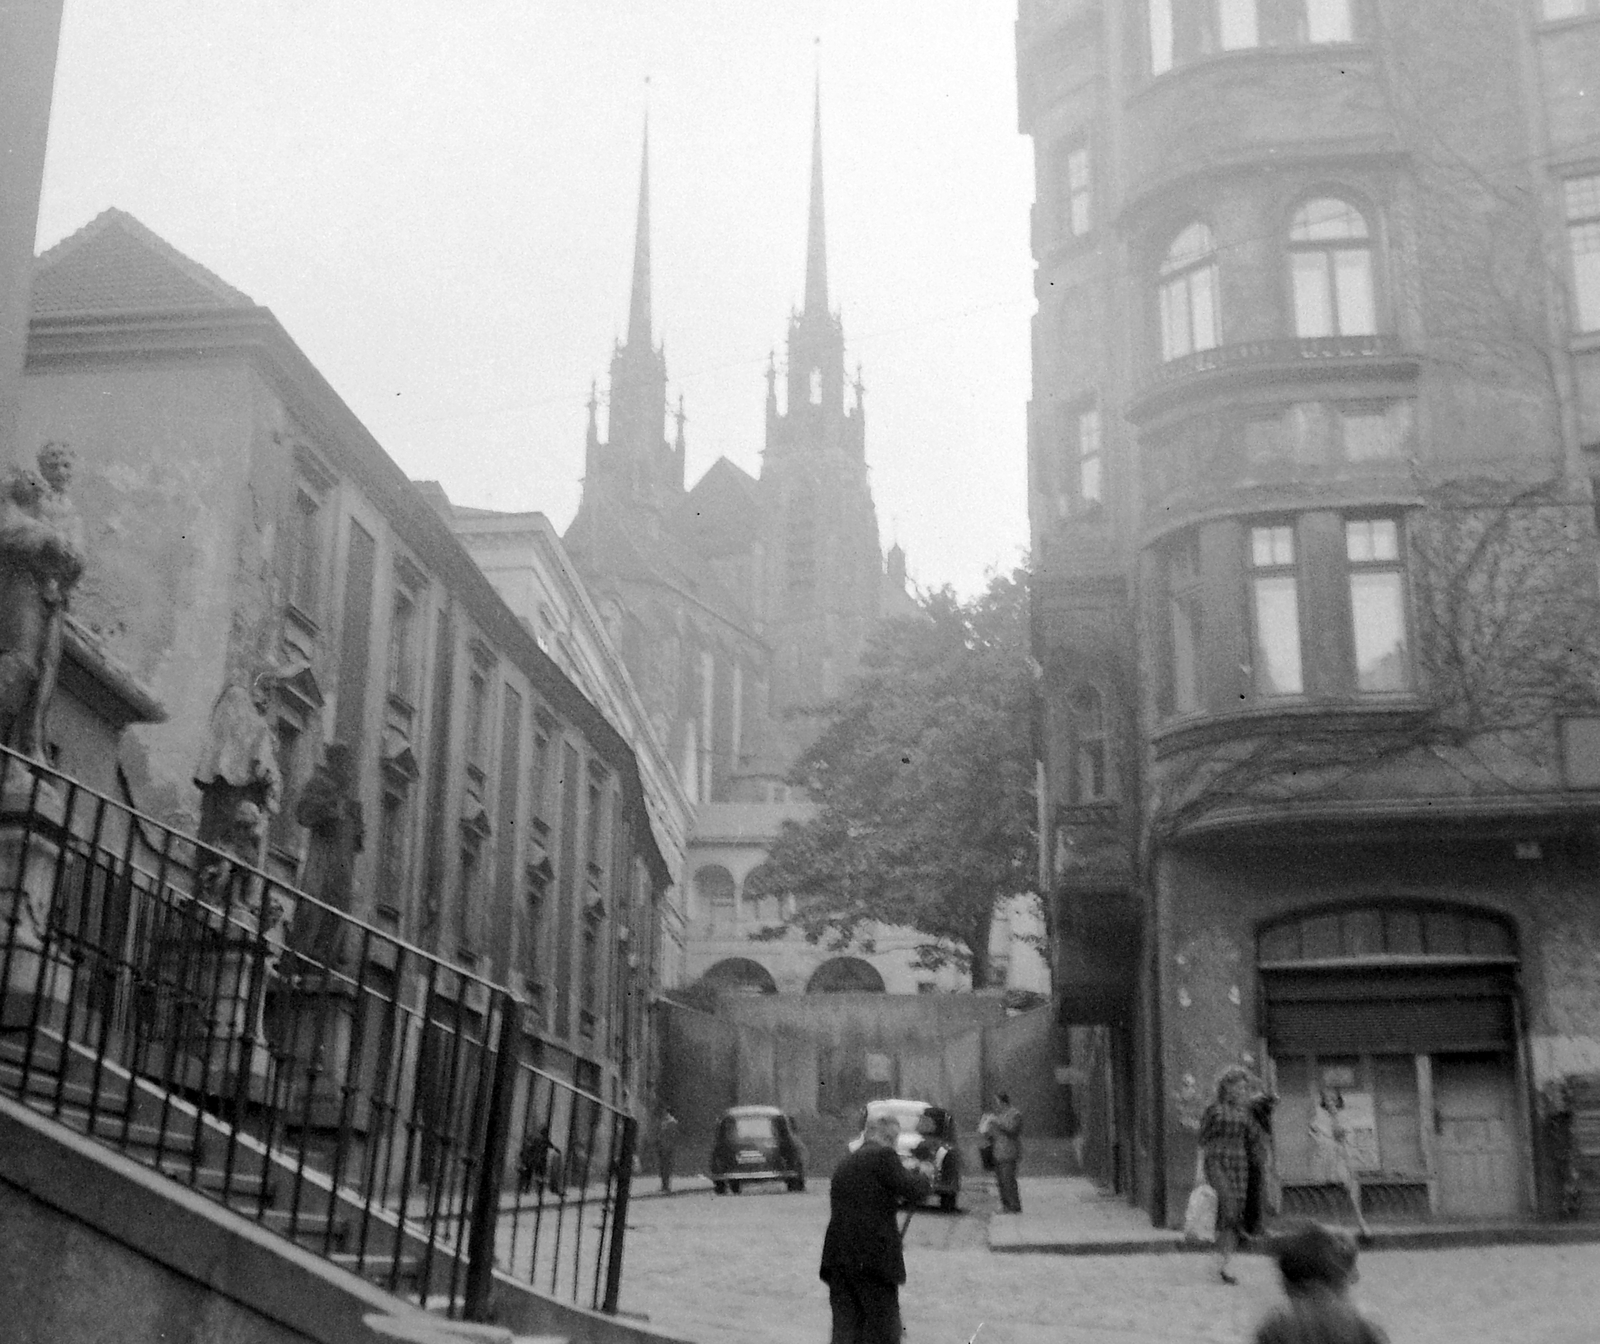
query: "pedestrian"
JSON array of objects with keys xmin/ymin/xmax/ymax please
[
  {"xmin": 519, "ymin": 1125, "xmax": 554, "ymax": 1196},
  {"xmin": 656, "ymin": 1108, "xmax": 680, "ymax": 1195},
  {"xmin": 987, "ymin": 1091, "xmax": 1024, "ymax": 1213},
  {"xmin": 1311, "ymin": 1088, "xmax": 1372, "ymax": 1241},
  {"xmin": 819, "ymin": 1112, "xmax": 932, "ymax": 1344},
  {"xmin": 1252, "ymin": 1221, "xmax": 1389, "ymax": 1344},
  {"xmin": 1198, "ymin": 1065, "xmax": 1269, "ymax": 1283}
]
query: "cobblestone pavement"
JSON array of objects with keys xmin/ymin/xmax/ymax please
[{"xmin": 614, "ymin": 1176, "xmax": 1600, "ymax": 1344}]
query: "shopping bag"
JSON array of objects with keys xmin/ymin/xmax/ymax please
[{"xmin": 1183, "ymin": 1180, "xmax": 1218, "ymax": 1244}]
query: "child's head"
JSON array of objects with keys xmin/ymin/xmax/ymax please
[{"xmin": 1273, "ymin": 1222, "xmax": 1359, "ymax": 1296}]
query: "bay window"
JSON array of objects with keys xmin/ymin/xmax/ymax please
[
  {"xmin": 1159, "ymin": 223, "xmax": 1221, "ymax": 362},
  {"xmin": 1289, "ymin": 198, "xmax": 1376, "ymax": 338}
]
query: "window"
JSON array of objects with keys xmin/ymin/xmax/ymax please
[
  {"xmin": 585, "ymin": 776, "xmax": 607, "ymax": 877},
  {"xmin": 1543, "ymin": 0, "xmax": 1597, "ymax": 19},
  {"xmin": 1059, "ymin": 140, "xmax": 1092, "ymax": 239},
  {"xmin": 1248, "ymin": 523, "xmax": 1303, "ymax": 696},
  {"xmin": 1159, "ymin": 223, "xmax": 1220, "ymax": 361},
  {"xmin": 1149, "ymin": 0, "xmax": 1175, "ymax": 73},
  {"xmin": 529, "ymin": 721, "xmax": 551, "ymax": 825},
  {"xmin": 1345, "ymin": 518, "xmax": 1411, "ymax": 692},
  {"xmin": 1289, "ymin": 199, "xmax": 1376, "ymax": 337},
  {"xmin": 1069, "ymin": 684, "xmax": 1109, "ymax": 801},
  {"xmin": 1565, "ymin": 175, "xmax": 1600, "ymax": 333},
  {"xmin": 285, "ymin": 490, "xmax": 322, "ymax": 616},
  {"xmin": 466, "ymin": 669, "xmax": 489, "ymax": 769},
  {"xmin": 1218, "ymin": 0, "xmax": 1259, "ymax": 50},
  {"xmin": 387, "ymin": 590, "xmax": 417, "ymax": 703},
  {"xmin": 456, "ymin": 843, "xmax": 479, "ymax": 954},
  {"xmin": 787, "ymin": 481, "xmax": 816, "ymax": 597},
  {"xmin": 1059, "ymin": 402, "xmax": 1103, "ymax": 514},
  {"xmin": 1304, "ymin": 0, "xmax": 1353, "ymax": 41},
  {"xmin": 376, "ymin": 789, "xmax": 407, "ymax": 913},
  {"xmin": 1165, "ymin": 532, "xmax": 1205, "ymax": 716}
]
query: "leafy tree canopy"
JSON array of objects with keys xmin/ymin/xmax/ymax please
[{"xmin": 746, "ymin": 567, "xmax": 1036, "ymax": 987}]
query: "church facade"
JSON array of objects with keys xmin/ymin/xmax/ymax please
[{"xmin": 559, "ymin": 101, "xmax": 951, "ymax": 996}]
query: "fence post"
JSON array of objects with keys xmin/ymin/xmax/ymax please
[
  {"xmin": 601, "ymin": 1114, "xmax": 637, "ymax": 1315},
  {"xmin": 464, "ymin": 990, "xmax": 521, "ymax": 1322}
]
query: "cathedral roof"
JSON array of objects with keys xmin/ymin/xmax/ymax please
[
  {"xmin": 673, "ymin": 456, "xmax": 764, "ymax": 556},
  {"xmin": 33, "ymin": 208, "xmax": 257, "ymax": 316}
]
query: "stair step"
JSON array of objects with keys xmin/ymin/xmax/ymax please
[
  {"xmin": 0, "ymin": 1062, "xmax": 132, "ymax": 1116},
  {"xmin": 249, "ymin": 1207, "xmax": 352, "ymax": 1247},
  {"xmin": 160, "ymin": 1162, "xmax": 276, "ymax": 1202},
  {"xmin": 331, "ymin": 1251, "xmax": 425, "ymax": 1286}
]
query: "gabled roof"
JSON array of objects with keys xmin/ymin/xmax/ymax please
[
  {"xmin": 673, "ymin": 456, "xmax": 765, "ymax": 557},
  {"xmin": 32, "ymin": 208, "xmax": 256, "ymax": 317}
]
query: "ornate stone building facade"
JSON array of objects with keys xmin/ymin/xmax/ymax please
[{"xmin": 1020, "ymin": 0, "xmax": 1600, "ymax": 1224}]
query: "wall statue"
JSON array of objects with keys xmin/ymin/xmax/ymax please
[{"xmin": 0, "ymin": 443, "xmax": 86, "ymax": 761}]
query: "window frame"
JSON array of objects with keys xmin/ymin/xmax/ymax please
[
  {"xmin": 1302, "ymin": 0, "xmax": 1355, "ymax": 42},
  {"xmin": 1563, "ymin": 173, "xmax": 1600, "ymax": 334},
  {"xmin": 285, "ymin": 488, "xmax": 324, "ymax": 621},
  {"xmin": 1068, "ymin": 683, "xmax": 1111, "ymax": 802},
  {"xmin": 1342, "ymin": 514, "xmax": 1414, "ymax": 695},
  {"xmin": 1246, "ymin": 520, "xmax": 1306, "ymax": 698},
  {"xmin": 1057, "ymin": 135, "xmax": 1093, "ymax": 241},
  {"xmin": 1287, "ymin": 196, "xmax": 1379, "ymax": 339},
  {"xmin": 1158, "ymin": 222, "xmax": 1221, "ymax": 363},
  {"xmin": 1541, "ymin": 0, "xmax": 1600, "ymax": 21}
]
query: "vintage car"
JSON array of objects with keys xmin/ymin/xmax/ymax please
[
  {"xmin": 848, "ymin": 1098, "xmax": 963, "ymax": 1212},
  {"xmin": 709, "ymin": 1105, "xmax": 807, "ymax": 1194}
]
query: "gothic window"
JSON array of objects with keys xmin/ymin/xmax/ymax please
[
  {"xmin": 787, "ymin": 482, "xmax": 817, "ymax": 598},
  {"xmin": 809, "ymin": 368, "xmax": 822, "ymax": 404},
  {"xmin": 1248, "ymin": 522, "xmax": 1304, "ymax": 697},
  {"xmin": 1345, "ymin": 517, "xmax": 1412, "ymax": 693},
  {"xmin": 1565, "ymin": 175, "xmax": 1600, "ymax": 332},
  {"xmin": 1289, "ymin": 198, "xmax": 1376, "ymax": 338},
  {"xmin": 1158, "ymin": 223, "xmax": 1220, "ymax": 361}
]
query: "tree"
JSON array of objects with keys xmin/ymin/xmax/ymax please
[{"xmin": 746, "ymin": 567, "xmax": 1036, "ymax": 987}]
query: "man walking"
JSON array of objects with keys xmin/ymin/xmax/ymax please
[
  {"xmin": 987, "ymin": 1091, "xmax": 1024, "ymax": 1214},
  {"xmin": 656, "ymin": 1109, "xmax": 680, "ymax": 1195},
  {"xmin": 820, "ymin": 1112, "xmax": 931, "ymax": 1344}
]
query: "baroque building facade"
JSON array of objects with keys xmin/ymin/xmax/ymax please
[
  {"xmin": 1020, "ymin": 0, "xmax": 1600, "ymax": 1225},
  {"xmin": 19, "ymin": 209, "xmax": 669, "ymax": 1107}
]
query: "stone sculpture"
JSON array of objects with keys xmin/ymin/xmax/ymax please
[
  {"xmin": 0, "ymin": 442, "xmax": 86, "ymax": 760},
  {"xmin": 194, "ymin": 676, "xmax": 283, "ymax": 864},
  {"xmin": 290, "ymin": 741, "xmax": 364, "ymax": 968}
]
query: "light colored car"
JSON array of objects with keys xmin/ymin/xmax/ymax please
[{"xmin": 847, "ymin": 1098, "xmax": 962, "ymax": 1212}]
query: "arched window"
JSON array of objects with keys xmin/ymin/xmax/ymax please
[
  {"xmin": 693, "ymin": 864, "xmax": 737, "ymax": 937},
  {"xmin": 806, "ymin": 957, "xmax": 886, "ymax": 994},
  {"xmin": 1069, "ymin": 684, "xmax": 1109, "ymax": 801},
  {"xmin": 1158, "ymin": 223, "xmax": 1220, "ymax": 361},
  {"xmin": 1289, "ymin": 198, "xmax": 1376, "ymax": 338},
  {"xmin": 699, "ymin": 957, "xmax": 779, "ymax": 996}
]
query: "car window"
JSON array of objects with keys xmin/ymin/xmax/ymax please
[{"xmin": 732, "ymin": 1116, "xmax": 775, "ymax": 1139}]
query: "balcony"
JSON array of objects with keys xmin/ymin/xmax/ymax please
[{"xmin": 1130, "ymin": 334, "xmax": 1416, "ymax": 421}]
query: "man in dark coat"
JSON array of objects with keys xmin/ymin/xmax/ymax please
[{"xmin": 820, "ymin": 1113, "xmax": 932, "ymax": 1344}]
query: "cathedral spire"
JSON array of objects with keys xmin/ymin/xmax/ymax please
[
  {"xmin": 803, "ymin": 77, "xmax": 828, "ymax": 319},
  {"xmin": 627, "ymin": 117, "xmax": 653, "ymax": 351}
]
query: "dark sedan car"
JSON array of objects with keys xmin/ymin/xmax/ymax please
[
  {"xmin": 848, "ymin": 1098, "xmax": 963, "ymax": 1211},
  {"xmin": 709, "ymin": 1105, "xmax": 806, "ymax": 1194}
]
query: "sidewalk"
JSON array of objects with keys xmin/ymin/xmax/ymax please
[{"xmin": 986, "ymin": 1175, "xmax": 1600, "ymax": 1256}]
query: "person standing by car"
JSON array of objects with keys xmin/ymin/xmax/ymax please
[
  {"xmin": 987, "ymin": 1092, "xmax": 1024, "ymax": 1213},
  {"xmin": 656, "ymin": 1109, "xmax": 680, "ymax": 1195},
  {"xmin": 820, "ymin": 1113, "xmax": 932, "ymax": 1344}
]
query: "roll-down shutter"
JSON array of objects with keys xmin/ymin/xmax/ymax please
[{"xmin": 1261, "ymin": 964, "xmax": 1516, "ymax": 1055}]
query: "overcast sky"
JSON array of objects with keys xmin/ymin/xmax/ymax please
[{"xmin": 37, "ymin": 1, "xmax": 1034, "ymax": 598}]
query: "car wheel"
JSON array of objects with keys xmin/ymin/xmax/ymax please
[
  {"xmin": 728, "ymin": 1181, "xmax": 742, "ymax": 1194},
  {"xmin": 713, "ymin": 1181, "xmax": 727, "ymax": 1195},
  {"xmin": 787, "ymin": 1177, "xmax": 805, "ymax": 1192},
  {"xmin": 939, "ymin": 1190, "xmax": 958, "ymax": 1213}
]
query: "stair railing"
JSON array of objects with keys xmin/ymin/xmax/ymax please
[{"xmin": 0, "ymin": 743, "xmax": 634, "ymax": 1320}]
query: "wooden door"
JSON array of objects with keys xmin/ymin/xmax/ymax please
[{"xmin": 1433, "ymin": 1055, "xmax": 1521, "ymax": 1219}]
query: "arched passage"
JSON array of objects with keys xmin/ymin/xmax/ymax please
[
  {"xmin": 698, "ymin": 957, "xmax": 778, "ymax": 996},
  {"xmin": 693, "ymin": 863, "xmax": 737, "ymax": 936},
  {"xmin": 806, "ymin": 957, "xmax": 886, "ymax": 994}
]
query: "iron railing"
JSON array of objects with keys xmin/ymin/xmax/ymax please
[{"xmin": 0, "ymin": 743, "xmax": 636, "ymax": 1319}]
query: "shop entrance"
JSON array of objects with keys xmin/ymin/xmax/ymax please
[{"xmin": 1258, "ymin": 903, "xmax": 1525, "ymax": 1223}]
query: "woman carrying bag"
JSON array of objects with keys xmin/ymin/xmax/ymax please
[{"xmin": 1197, "ymin": 1065, "xmax": 1269, "ymax": 1284}]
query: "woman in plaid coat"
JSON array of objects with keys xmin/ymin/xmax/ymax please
[{"xmin": 1199, "ymin": 1066, "xmax": 1268, "ymax": 1284}]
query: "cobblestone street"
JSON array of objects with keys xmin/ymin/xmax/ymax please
[{"xmin": 615, "ymin": 1176, "xmax": 1600, "ymax": 1344}]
